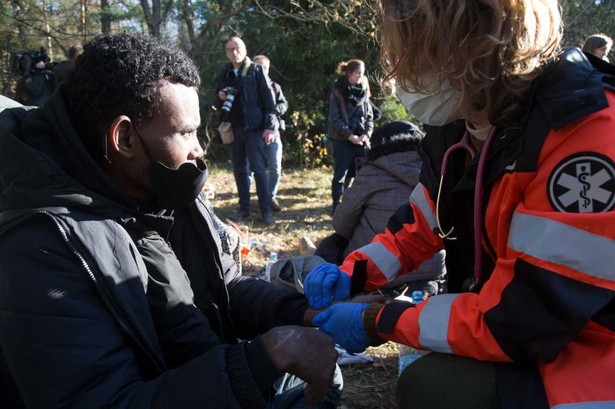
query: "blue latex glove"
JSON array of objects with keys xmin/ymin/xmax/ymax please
[
  {"xmin": 304, "ymin": 262, "xmax": 351, "ymax": 309},
  {"xmin": 312, "ymin": 303, "xmax": 371, "ymax": 354}
]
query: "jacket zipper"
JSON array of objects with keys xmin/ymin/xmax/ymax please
[
  {"xmin": 198, "ymin": 200, "xmax": 236, "ymax": 335},
  {"xmin": 39, "ymin": 210, "xmax": 164, "ymax": 373}
]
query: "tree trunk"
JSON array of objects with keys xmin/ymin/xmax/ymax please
[{"xmin": 100, "ymin": 0, "xmax": 111, "ymax": 34}]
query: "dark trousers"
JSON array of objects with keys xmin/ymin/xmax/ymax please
[
  {"xmin": 331, "ymin": 139, "xmax": 366, "ymax": 206},
  {"xmin": 396, "ymin": 353, "xmax": 500, "ymax": 409},
  {"xmin": 229, "ymin": 126, "xmax": 271, "ymax": 215}
]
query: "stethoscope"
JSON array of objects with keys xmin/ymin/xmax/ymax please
[{"xmin": 434, "ymin": 126, "xmax": 498, "ymax": 292}]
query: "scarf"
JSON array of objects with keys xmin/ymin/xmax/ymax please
[{"xmin": 334, "ymin": 76, "xmax": 367, "ymax": 105}]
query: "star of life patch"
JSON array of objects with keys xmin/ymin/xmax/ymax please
[{"xmin": 548, "ymin": 152, "xmax": 615, "ymax": 213}]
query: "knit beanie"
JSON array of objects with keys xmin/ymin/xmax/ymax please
[{"xmin": 367, "ymin": 121, "xmax": 424, "ymax": 161}]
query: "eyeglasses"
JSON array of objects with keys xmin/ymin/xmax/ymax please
[{"xmin": 434, "ymin": 127, "xmax": 497, "ymax": 292}]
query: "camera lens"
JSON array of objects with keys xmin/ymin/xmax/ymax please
[{"xmin": 221, "ymin": 94, "xmax": 235, "ymax": 112}]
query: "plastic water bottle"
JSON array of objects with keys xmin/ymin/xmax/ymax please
[
  {"xmin": 264, "ymin": 252, "xmax": 278, "ymax": 282},
  {"xmin": 397, "ymin": 291, "xmax": 429, "ymax": 375},
  {"xmin": 411, "ymin": 290, "xmax": 425, "ymax": 304}
]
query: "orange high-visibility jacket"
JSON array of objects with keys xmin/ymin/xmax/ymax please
[{"xmin": 341, "ymin": 49, "xmax": 615, "ymax": 408}]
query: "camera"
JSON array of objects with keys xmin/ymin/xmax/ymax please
[
  {"xmin": 221, "ymin": 87, "xmax": 238, "ymax": 113},
  {"xmin": 10, "ymin": 47, "xmax": 51, "ymax": 77}
]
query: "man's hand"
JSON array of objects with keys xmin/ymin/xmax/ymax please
[
  {"xmin": 263, "ymin": 129, "xmax": 275, "ymax": 144},
  {"xmin": 312, "ymin": 303, "xmax": 371, "ymax": 354},
  {"xmin": 261, "ymin": 326, "xmax": 338, "ymax": 406},
  {"xmin": 304, "ymin": 262, "xmax": 351, "ymax": 309}
]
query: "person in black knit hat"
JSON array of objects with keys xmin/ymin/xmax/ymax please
[{"xmin": 315, "ymin": 121, "xmax": 447, "ymax": 294}]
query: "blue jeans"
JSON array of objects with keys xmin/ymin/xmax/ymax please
[
  {"xmin": 269, "ymin": 364, "xmax": 343, "ymax": 409},
  {"xmin": 229, "ymin": 126, "xmax": 271, "ymax": 215},
  {"xmin": 264, "ymin": 133, "xmax": 283, "ymax": 199},
  {"xmin": 331, "ymin": 139, "xmax": 367, "ymax": 206}
]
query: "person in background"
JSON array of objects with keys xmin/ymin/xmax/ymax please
[
  {"xmin": 14, "ymin": 49, "xmax": 55, "ymax": 107},
  {"xmin": 0, "ymin": 32, "xmax": 341, "ymax": 409},
  {"xmin": 304, "ymin": 0, "xmax": 615, "ymax": 408},
  {"xmin": 327, "ymin": 59, "xmax": 374, "ymax": 213},
  {"xmin": 253, "ymin": 54, "xmax": 289, "ymax": 213},
  {"xmin": 214, "ymin": 37, "xmax": 277, "ymax": 226},
  {"xmin": 582, "ymin": 33, "xmax": 613, "ymax": 62},
  {"xmin": 316, "ymin": 120, "xmax": 446, "ymax": 294},
  {"xmin": 53, "ymin": 44, "xmax": 83, "ymax": 88}
]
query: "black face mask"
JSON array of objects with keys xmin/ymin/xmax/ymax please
[
  {"xmin": 149, "ymin": 158, "xmax": 208, "ymax": 210},
  {"xmin": 134, "ymin": 124, "xmax": 208, "ymax": 210}
]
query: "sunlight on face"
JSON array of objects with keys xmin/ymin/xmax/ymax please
[
  {"xmin": 138, "ymin": 81, "xmax": 202, "ymax": 170},
  {"xmin": 348, "ymin": 66, "xmax": 365, "ymax": 85},
  {"xmin": 594, "ymin": 45, "xmax": 608, "ymax": 60},
  {"xmin": 254, "ymin": 59, "xmax": 270, "ymax": 76},
  {"xmin": 225, "ymin": 39, "xmax": 247, "ymax": 66}
]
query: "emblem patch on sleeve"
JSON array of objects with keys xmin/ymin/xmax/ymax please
[{"xmin": 548, "ymin": 152, "xmax": 615, "ymax": 213}]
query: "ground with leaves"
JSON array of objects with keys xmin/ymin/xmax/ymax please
[{"xmin": 207, "ymin": 163, "xmax": 398, "ymax": 409}]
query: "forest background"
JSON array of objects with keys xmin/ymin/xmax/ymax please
[
  {"xmin": 2, "ymin": 2, "xmax": 614, "ymax": 407},
  {"xmin": 1, "ymin": 0, "xmax": 615, "ymax": 167}
]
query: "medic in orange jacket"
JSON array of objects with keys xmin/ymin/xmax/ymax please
[{"xmin": 308, "ymin": 50, "xmax": 615, "ymax": 408}]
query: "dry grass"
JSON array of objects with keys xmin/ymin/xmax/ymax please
[
  {"xmin": 207, "ymin": 163, "xmax": 399, "ymax": 409},
  {"xmin": 206, "ymin": 162, "xmax": 336, "ymax": 272}
]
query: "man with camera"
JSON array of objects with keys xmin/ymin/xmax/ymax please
[
  {"xmin": 214, "ymin": 36, "xmax": 277, "ymax": 226},
  {"xmin": 13, "ymin": 48, "xmax": 55, "ymax": 107}
]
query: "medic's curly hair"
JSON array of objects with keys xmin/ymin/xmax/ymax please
[
  {"xmin": 379, "ymin": 0, "xmax": 561, "ymax": 126},
  {"xmin": 65, "ymin": 32, "xmax": 200, "ymax": 159}
]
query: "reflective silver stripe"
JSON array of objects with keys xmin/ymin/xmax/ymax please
[
  {"xmin": 509, "ymin": 212, "xmax": 615, "ymax": 281},
  {"xmin": 359, "ymin": 242, "xmax": 401, "ymax": 280},
  {"xmin": 418, "ymin": 294, "xmax": 459, "ymax": 354},
  {"xmin": 410, "ymin": 184, "xmax": 438, "ymax": 232},
  {"xmin": 552, "ymin": 402, "xmax": 615, "ymax": 409}
]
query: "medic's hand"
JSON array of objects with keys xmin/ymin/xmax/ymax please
[
  {"xmin": 261, "ymin": 326, "xmax": 338, "ymax": 406},
  {"xmin": 312, "ymin": 303, "xmax": 371, "ymax": 354},
  {"xmin": 304, "ymin": 262, "xmax": 351, "ymax": 309}
]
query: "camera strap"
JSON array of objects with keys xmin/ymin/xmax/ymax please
[{"xmin": 237, "ymin": 57, "xmax": 252, "ymax": 81}]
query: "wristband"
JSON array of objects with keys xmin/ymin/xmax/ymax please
[{"xmin": 363, "ymin": 302, "xmax": 386, "ymax": 346}]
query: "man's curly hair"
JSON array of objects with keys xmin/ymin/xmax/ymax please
[{"xmin": 65, "ymin": 32, "xmax": 200, "ymax": 159}]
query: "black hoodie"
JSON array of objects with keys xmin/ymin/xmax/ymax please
[{"xmin": 0, "ymin": 90, "xmax": 308, "ymax": 409}]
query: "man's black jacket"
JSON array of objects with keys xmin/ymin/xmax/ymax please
[
  {"xmin": 0, "ymin": 89, "xmax": 308, "ymax": 408},
  {"xmin": 214, "ymin": 59, "xmax": 277, "ymax": 131}
]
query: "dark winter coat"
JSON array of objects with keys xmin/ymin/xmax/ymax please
[
  {"xmin": 214, "ymin": 59, "xmax": 277, "ymax": 131},
  {"xmin": 327, "ymin": 77, "xmax": 374, "ymax": 140},
  {"xmin": 0, "ymin": 89, "xmax": 308, "ymax": 409}
]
